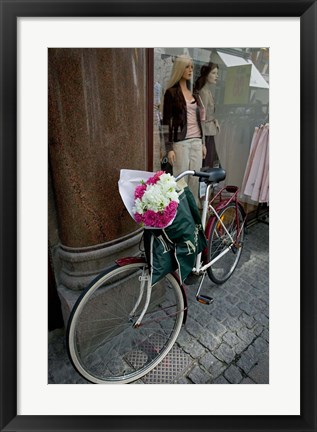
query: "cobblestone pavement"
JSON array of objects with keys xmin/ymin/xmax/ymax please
[{"xmin": 48, "ymin": 221, "xmax": 269, "ymax": 384}]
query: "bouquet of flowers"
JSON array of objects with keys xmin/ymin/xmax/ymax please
[
  {"xmin": 132, "ymin": 171, "xmax": 180, "ymax": 228},
  {"xmin": 118, "ymin": 169, "xmax": 207, "ymax": 284}
]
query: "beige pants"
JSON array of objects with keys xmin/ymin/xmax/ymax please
[{"xmin": 173, "ymin": 138, "xmax": 202, "ymax": 205}]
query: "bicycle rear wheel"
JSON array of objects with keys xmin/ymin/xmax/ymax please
[
  {"xmin": 207, "ymin": 203, "xmax": 245, "ymax": 284},
  {"xmin": 67, "ymin": 261, "xmax": 185, "ymax": 384}
]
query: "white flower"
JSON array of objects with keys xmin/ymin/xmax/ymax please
[{"xmin": 132, "ymin": 171, "xmax": 180, "ymax": 228}]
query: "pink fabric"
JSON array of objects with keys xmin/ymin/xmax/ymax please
[
  {"xmin": 243, "ymin": 125, "xmax": 269, "ymax": 203},
  {"xmin": 241, "ymin": 127, "xmax": 262, "ymax": 193},
  {"xmin": 185, "ymin": 101, "xmax": 201, "ymax": 139}
]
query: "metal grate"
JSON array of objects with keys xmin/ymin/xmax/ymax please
[{"xmin": 142, "ymin": 345, "xmax": 191, "ymax": 384}]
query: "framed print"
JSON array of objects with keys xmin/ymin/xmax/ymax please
[{"xmin": 1, "ymin": 0, "xmax": 316, "ymax": 431}]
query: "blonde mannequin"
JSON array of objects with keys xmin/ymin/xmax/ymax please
[{"xmin": 163, "ymin": 55, "xmax": 206, "ymax": 204}]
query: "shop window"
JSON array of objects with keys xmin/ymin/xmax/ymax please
[{"xmin": 153, "ymin": 47, "xmax": 269, "ymax": 215}]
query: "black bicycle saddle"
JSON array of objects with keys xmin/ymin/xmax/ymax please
[{"xmin": 195, "ymin": 167, "xmax": 226, "ymax": 183}]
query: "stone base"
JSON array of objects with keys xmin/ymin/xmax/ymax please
[{"xmin": 56, "ymin": 230, "xmax": 143, "ymax": 325}]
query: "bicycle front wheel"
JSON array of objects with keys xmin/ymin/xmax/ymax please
[
  {"xmin": 207, "ymin": 203, "xmax": 245, "ymax": 284},
  {"xmin": 67, "ymin": 261, "xmax": 185, "ymax": 384}
]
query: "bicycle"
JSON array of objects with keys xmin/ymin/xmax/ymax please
[{"xmin": 67, "ymin": 168, "xmax": 246, "ymax": 384}]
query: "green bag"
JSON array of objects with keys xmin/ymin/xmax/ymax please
[{"xmin": 144, "ymin": 186, "xmax": 207, "ymax": 285}]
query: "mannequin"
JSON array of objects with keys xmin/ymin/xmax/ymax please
[
  {"xmin": 194, "ymin": 63, "xmax": 220, "ymax": 168},
  {"xmin": 163, "ymin": 54, "xmax": 206, "ymax": 204}
]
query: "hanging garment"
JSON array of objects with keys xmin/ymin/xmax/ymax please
[
  {"xmin": 242, "ymin": 124, "xmax": 269, "ymax": 203},
  {"xmin": 241, "ymin": 126, "xmax": 262, "ymax": 193}
]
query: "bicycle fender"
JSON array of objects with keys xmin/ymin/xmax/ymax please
[
  {"xmin": 170, "ymin": 271, "xmax": 188, "ymax": 325},
  {"xmin": 202, "ymin": 199, "xmax": 241, "ymax": 260},
  {"xmin": 203, "ymin": 202, "xmax": 247, "ymax": 259},
  {"xmin": 116, "ymin": 257, "xmax": 147, "ymax": 266},
  {"xmin": 116, "ymin": 257, "xmax": 188, "ymax": 324},
  {"xmin": 238, "ymin": 202, "xmax": 247, "ymax": 222}
]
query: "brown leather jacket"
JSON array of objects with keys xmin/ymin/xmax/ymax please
[{"xmin": 163, "ymin": 83, "xmax": 203, "ymax": 153}]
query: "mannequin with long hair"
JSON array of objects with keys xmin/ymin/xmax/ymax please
[
  {"xmin": 163, "ymin": 55, "xmax": 206, "ymax": 204},
  {"xmin": 194, "ymin": 62, "xmax": 220, "ymax": 168}
]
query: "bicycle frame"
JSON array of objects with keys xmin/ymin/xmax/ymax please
[
  {"xmin": 117, "ymin": 169, "xmax": 246, "ymax": 326},
  {"xmin": 174, "ymin": 170, "xmax": 246, "ymax": 276},
  {"xmin": 194, "ymin": 183, "xmax": 245, "ymax": 274}
]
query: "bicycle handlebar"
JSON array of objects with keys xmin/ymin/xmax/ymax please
[
  {"xmin": 174, "ymin": 170, "xmax": 196, "ymax": 181},
  {"xmin": 175, "ymin": 168, "xmax": 226, "ymax": 184}
]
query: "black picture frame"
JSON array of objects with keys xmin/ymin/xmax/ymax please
[{"xmin": 1, "ymin": 1, "xmax": 316, "ymax": 431}]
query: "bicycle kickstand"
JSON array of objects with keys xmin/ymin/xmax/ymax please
[{"xmin": 195, "ymin": 272, "xmax": 214, "ymax": 305}]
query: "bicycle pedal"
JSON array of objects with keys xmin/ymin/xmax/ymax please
[{"xmin": 196, "ymin": 295, "xmax": 213, "ymax": 305}]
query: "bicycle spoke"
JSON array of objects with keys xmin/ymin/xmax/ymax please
[
  {"xmin": 207, "ymin": 204, "xmax": 245, "ymax": 284},
  {"xmin": 68, "ymin": 263, "xmax": 185, "ymax": 383}
]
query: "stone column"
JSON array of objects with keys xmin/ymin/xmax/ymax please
[{"xmin": 48, "ymin": 48, "xmax": 149, "ymax": 323}]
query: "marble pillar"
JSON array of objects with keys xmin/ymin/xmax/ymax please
[{"xmin": 48, "ymin": 48, "xmax": 149, "ymax": 323}]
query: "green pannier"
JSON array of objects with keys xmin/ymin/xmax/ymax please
[{"xmin": 144, "ymin": 186, "xmax": 207, "ymax": 285}]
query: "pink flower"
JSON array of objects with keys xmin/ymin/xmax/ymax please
[
  {"xmin": 132, "ymin": 171, "xmax": 179, "ymax": 228},
  {"xmin": 146, "ymin": 171, "xmax": 165, "ymax": 185},
  {"xmin": 134, "ymin": 183, "xmax": 147, "ymax": 200},
  {"xmin": 163, "ymin": 201, "xmax": 178, "ymax": 221},
  {"xmin": 134, "ymin": 212, "xmax": 144, "ymax": 225}
]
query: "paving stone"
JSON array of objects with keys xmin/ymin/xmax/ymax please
[
  {"xmin": 253, "ymin": 324, "xmax": 264, "ymax": 336},
  {"xmin": 225, "ymin": 294, "xmax": 239, "ymax": 305},
  {"xmin": 210, "ymin": 306, "xmax": 229, "ymax": 322},
  {"xmin": 236, "ymin": 352, "xmax": 257, "ymax": 374},
  {"xmin": 250, "ymin": 298, "xmax": 268, "ymax": 313},
  {"xmin": 183, "ymin": 339, "xmax": 206, "ymax": 359},
  {"xmin": 187, "ymin": 365, "xmax": 211, "ymax": 384},
  {"xmin": 228, "ymin": 304, "xmax": 244, "ymax": 318},
  {"xmin": 254, "ymin": 312, "xmax": 269, "ymax": 326},
  {"xmin": 240, "ymin": 312, "xmax": 256, "ymax": 329},
  {"xmin": 224, "ymin": 365, "xmax": 243, "ymax": 384},
  {"xmin": 187, "ymin": 302, "xmax": 203, "ymax": 320},
  {"xmin": 226, "ymin": 283, "xmax": 242, "ymax": 296},
  {"xmin": 242, "ymin": 273, "xmax": 258, "ymax": 285},
  {"xmin": 199, "ymin": 330, "xmax": 220, "ymax": 351},
  {"xmin": 237, "ymin": 301, "xmax": 255, "ymax": 316},
  {"xmin": 262, "ymin": 329, "xmax": 269, "ymax": 342},
  {"xmin": 237, "ymin": 327, "xmax": 255, "ymax": 344},
  {"xmin": 240, "ymin": 377, "xmax": 256, "ymax": 384},
  {"xmin": 214, "ymin": 343, "xmax": 235, "ymax": 364},
  {"xmin": 252, "ymin": 337, "xmax": 269, "ymax": 354},
  {"xmin": 235, "ymin": 289, "xmax": 251, "ymax": 302},
  {"xmin": 185, "ymin": 317, "xmax": 205, "ymax": 339},
  {"xmin": 194, "ymin": 307, "xmax": 215, "ymax": 328},
  {"xmin": 176, "ymin": 377, "xmax": 192, "ymax": 384},
  {"xmin": 234, "ymin": 339, "xmax": 249, "ymax": 355},
  {"xmin": 52, "ymin": 363, "xmax": 82, "ymax": 384},
  {"xmin": 244, "ymin": 345, "xmax": 260, "ymax": 364},
  {"xmin": 211, "ymin": 375, "xmax": 230, "ymax": 384},
  {"xmin": 248, "ymin": 287, "xmax": 263, "ymax": 298},
  {"xmin": 206, "ymin": 316, "xmax": 227, "ymax": 337},
  {"xmin": 222, "ymin": 331, "xmax": 242, "ymax": 347},
  {"xmin": 177, "ymin": 329, "xmax": 193, "ymax": 349},
  {"xmin": 255, "ymin": 281, "xmax": 269, "ymax": 291},
  {"xmin": 199, "ymin": 352, "xmax": 226, "ymax": 378},
  {"xmin": 222, "ymin": 316, "xmax": 244, "ymax": 332},
  {"xmin": 248, "ymin": 354, "xmax": 269, "ymax": 384}
]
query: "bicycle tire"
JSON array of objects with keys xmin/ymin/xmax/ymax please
[
  {"xmin": 207, "ymin": 203, "xmax": 245, "ymax": 284},
  {"xmin": 67, "ymin": 261, "xmax": 185, "ymax": 384}
]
